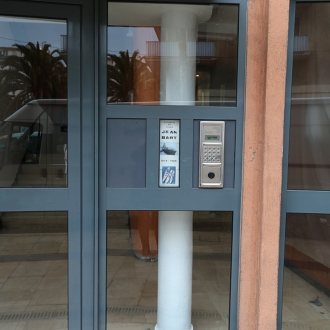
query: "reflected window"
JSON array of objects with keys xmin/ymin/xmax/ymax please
[
  {"xmin": 107, "ymin": 3, "xmax": 238, "ymax": 106},
  {"xmin": 0, "ymin": 17, "xmax": 68, "ymax": 187},
  {"xmin": 288, "ymin": 3, "xmax": 330, "ymax": 190}
]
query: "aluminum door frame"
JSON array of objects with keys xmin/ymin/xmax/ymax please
[
  {"xmin": 277, "ymin": 0, "xmax": 330, "ymax": 328},
  {"xmin": 0, "ymin": 1, "xmax": 96, "ymax": 329},
  {"xmin": 97, "ymin": 0, "xmax": 248, "ymax": 329}
]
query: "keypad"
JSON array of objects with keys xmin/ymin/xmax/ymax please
[{"xmin": 202, "ymin": 146, "xmax": 221, "ymax": 163}]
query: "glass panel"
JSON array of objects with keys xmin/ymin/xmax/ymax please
[
  {"xmin": 282, "ymin": 213, "xmax": 330, "ymax": 329},
  {"xmin": 0, "ymin": 211, "xmax": 68, "ymax": 329},
  {"xmin": 0, "ymin": 17, "xmax": 68, "ymax": 187},
  {"xmin": 107, "ymin": 210, "xmax": 232, "ymax": 330},
  {"xmin": 107, "ymin": 3, "xmax": 238, "ymax": 106},
  {"xmin": 288, "ymin": 3, "xmax": 330, "ymax": 190}
]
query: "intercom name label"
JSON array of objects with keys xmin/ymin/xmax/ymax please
[{"xmin": 159, "ymin": 120, "xmax": 180, "ymax": 187}]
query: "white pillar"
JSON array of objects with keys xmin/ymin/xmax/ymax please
[
  {"xmin": 156, "ymin": 8, "xmax": 197, "ymax": 330},
  {"xmin": 156, "ymin": 211, "xmax": 193, "ymax": 330},
  {"xmin": 160, "ymin": 9, "xmax": 197, "ymax": 106}
]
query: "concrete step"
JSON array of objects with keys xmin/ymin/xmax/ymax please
[
  {"xmin": 1, "ymin": 211, "xmax": 67, "ymax": 229},
  {"xmin": 107, "ymin": 211, "xmax": 129, "ymax": 228},
  {"xmin": 20, "ymin": 164, "xmax": 65, "ymax": 175},
  {"xmin": 0, "ymin": 212, "xmax": 129, "ymax": 230},
  {"xmin": 0, "ymin": 211, "xmax": 231, "ymax": 232},
  {"xmin": 193, "ymin": 211, "xmax": 232, "ymax": 222},
  {"xmin": 38, "ymin": 154, "xmax": 66, "ymax": 164},
  {"xmin": 16, "ymin": 173, "xmax": 66, "ymax": 187}
]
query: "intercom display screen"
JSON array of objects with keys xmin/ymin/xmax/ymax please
[{"xmin": 205, "ymin": 135, "xmax": 220, "ymax": 141}]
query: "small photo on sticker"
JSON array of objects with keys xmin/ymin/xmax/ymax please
[
  {"xmin": 160, "ymin": 142, "xmax": 178, "ymax": 155},
  {"xmin": 162, "ymin": 166, "xmax": 176, "ymax": 184}
]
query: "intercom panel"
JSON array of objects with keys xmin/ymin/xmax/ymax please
[{"xmin": 199, "ymin": 121, "xmax": 225, "ymax": 188}]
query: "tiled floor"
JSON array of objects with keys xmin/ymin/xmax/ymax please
[
  {"xmin": 106, "ymin": 228, "xmax": 231, "ymax": 330},
  {"xmin": 0, "ymin": 232, "xmax": 68, "ymax": 330},
  {"xmin": 282, "ymin": 267, "xmax": 330, "ymax": 330},
  {"xmin": 1, "ymin": 217, "xmax": 330, "ymax": 330},
  {"xmin": 0, "ymin": 218, "xmax": 232, "ymax": 330}
]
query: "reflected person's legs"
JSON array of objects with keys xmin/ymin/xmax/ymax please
[{"xmin": 130, "ymin": 211, "xmax": 158, "ymax": 259}]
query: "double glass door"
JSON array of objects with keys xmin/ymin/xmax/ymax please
[{"xmin": 0, "ymin": 0, "xmax": 245, "ymax": 329}]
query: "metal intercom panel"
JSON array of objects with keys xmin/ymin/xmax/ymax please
[{"xmin": 199, "ymin": 121, "xmax": 225, "ymax": 188}]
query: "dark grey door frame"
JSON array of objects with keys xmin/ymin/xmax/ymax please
[
  {"xmin": 97, "ymin": 0, "xmax": 248, "ymax": 329},
  {"xmin": 0, "ymin": 0, "xmax": 97, "ymax": 329},
  {"xmin": 277, "ymin": 0, "xmax": 330, "ymax": 328}
]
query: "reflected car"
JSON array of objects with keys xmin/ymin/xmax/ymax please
[{"xmin": 0, "ymin": 99, "xmax": 67, "ymax": 187}]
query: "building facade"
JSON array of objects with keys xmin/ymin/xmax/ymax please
[{"xmin": 0, "ymin": 0, "xmax": 329, "ymax": 330}]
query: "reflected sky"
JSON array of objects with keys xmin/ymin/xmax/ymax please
[
  {"xmin": 108, "ymin": 26, "xmax": 158, "ymax": 56},
  {"xmin": 0, "ymin": 17, "xmax": 66, "ymax": 50}
]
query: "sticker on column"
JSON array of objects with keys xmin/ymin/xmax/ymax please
[{"xmin": 159, "ymin": 120, "xmax": 180, "ymax": 187}]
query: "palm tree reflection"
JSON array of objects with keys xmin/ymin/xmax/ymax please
[
  {"xmin": 0, "ymin": 41, "xmax": 67, "ymax": 120},
  {"xmin": 107, "ymin": 50, "xmax": 155, "ymax": 104}
]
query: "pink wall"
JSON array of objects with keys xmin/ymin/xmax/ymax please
[{"xmin": 239, "ymin": 0, "xmax": 290, "ymax": 328}]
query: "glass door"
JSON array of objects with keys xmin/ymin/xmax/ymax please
[
  {"xmin": 0, "ymin": 2, "xmax": 82, "ymax": 329},
  {"xmin": 98, "ymin": 1, "xmax": 247, "ymax": 330},
  {"xmin": 279, "ymin": 2, "xmax": 330, "ymax": 329}
]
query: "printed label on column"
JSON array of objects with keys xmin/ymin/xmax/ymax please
[{"xmin": 159, "ymin": 120, "xmax": 180, "ymax": 187}]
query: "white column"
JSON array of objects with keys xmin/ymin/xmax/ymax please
[
  {"xmin": 160, "ymin": 9, "xmax": 197, "ymax": 106},
  {"xmin": 156, "ymin": 8, "xmax": 197, "ymax": 330},
  {"xmin": 156, "ymin": 211, "xmax": 193, "ymax": 330}
]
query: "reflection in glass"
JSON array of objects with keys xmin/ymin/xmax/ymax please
[
  {"xmin": 107, "ymin": 210, "xmax": 232, "ymax": 330},
  {"xmin": 0, "ymin": 17, "xmax": 68, "ymax": 187},
  {"xmin": 0, "ymin": 211, "xmax": 68, "ymax": 329},
  {"xmin": 107, "ymin": 3, "xmax": 238, "ymax": 106},
  {"xmin": 288, "ymin": 3, "xmax": 330, "ymax": 190},
  {"xmin": 282, "ymin": 213, "xmax": 330, "ymax": 329}
]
